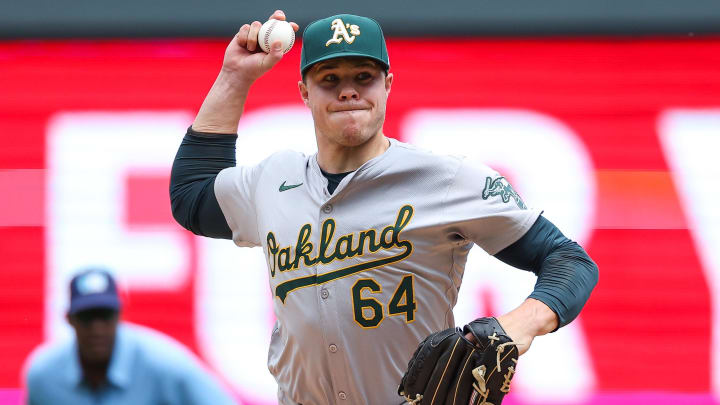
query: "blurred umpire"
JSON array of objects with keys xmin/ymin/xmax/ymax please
[{"xmin": 23, "ymin": 269, "xmax": 238, "ymax": 405}]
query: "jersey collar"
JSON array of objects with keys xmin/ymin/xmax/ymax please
[{"xmin": 309, "ymin": 137, "xmax": 397, "ymax": 197}]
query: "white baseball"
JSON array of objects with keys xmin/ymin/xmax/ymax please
[{"xmin": 258, "ymin": 19, "xmax": 295, "ymax": 54}]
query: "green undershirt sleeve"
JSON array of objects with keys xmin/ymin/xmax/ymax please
[
  {"xmin": 494, "ymin": 215, "xmax": 599, "ymax": 329},
  {"xmin": 169, "ymin": 127, "xmax": 236, "ymax": 239}
]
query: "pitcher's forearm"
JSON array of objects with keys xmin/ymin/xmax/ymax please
[
  {"xmin": 192, "ymin": 70, "xmax": 253, "ymax": 134},
  {"xmin": 498, "ymin": 298, "xmax": 558, "ymax": 338}
]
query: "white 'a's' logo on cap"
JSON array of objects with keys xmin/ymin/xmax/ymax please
[{"xmin": 326, "ymin": 18, "xmax": 360, "ymax": 46}]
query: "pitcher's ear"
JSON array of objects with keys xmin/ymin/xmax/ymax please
[{"xmin": 298, "ymin": 80, "xmax": 309, "ymax": 106}]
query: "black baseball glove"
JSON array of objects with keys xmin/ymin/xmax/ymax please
[{"xmin": 398, "ymin": 317, "xmax": 519, "ymax": 405}]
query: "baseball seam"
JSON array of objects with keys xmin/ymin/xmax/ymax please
[
  {"xmin": 285, "ymin": 32, "xmax": 295, "ymax": 54},
  {"xmin": 263, "ymin": 20, "xmax": 276, "ymax": 53}
]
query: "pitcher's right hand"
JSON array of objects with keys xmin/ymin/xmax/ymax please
[{"xmin": 222, "ymin": 10, "xmax": 299, "ymax": 85}]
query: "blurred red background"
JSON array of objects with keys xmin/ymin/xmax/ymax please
[{"xmin": 1, "ymin": 38, "xmax": 719, "ymax": 404}]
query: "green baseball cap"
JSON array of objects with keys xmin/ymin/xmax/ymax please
[{"xmin": 300, "ymin": 14, "xmax": 390, "ymax": 75}]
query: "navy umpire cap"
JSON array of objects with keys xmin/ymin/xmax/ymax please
[{"xmin": 69, "ymin": 269, "xmax": 121, "ymax": 314}]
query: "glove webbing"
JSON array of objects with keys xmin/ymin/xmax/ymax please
[{"xmin": 469, "ymin": 332, "xmax": 521, "ymax": 405}]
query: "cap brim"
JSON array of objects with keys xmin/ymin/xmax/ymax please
[
  {"xmin": 69, "ymin": 294, "xmax": 121, "ymax": 314},
  {"xmin": 302, "ymin": 52, "xmax": 389, "ymax": 75}
]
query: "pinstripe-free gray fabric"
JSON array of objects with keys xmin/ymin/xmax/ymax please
[{"xmin": 215, "ymin": 138, "xmax": 540, "ymax": 404}]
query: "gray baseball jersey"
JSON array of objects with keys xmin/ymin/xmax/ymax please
[{"xmin": 214, "ymin": 138, "xmax": 541, "ymax": 404}]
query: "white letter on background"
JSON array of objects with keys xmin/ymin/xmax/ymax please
[
  {"xmin": 659, "ymin": 109, "xmax": 720, "ymax": 398},
  {"xmin": 404, "ymin": 109, "xmax": 596, "ymax": 402},
  {"xmin": 47, "ymin": 111, "xmax": 193, "ymax": 340}
]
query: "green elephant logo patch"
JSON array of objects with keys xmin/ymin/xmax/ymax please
[{"xmin": 482, "ymin": 176, "xmax": 527, "ymax": 210}]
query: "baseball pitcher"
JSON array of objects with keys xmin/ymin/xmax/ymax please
[{"xmin": 170, "ymin": 10, "xmax": 598, "ymax": 405}]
